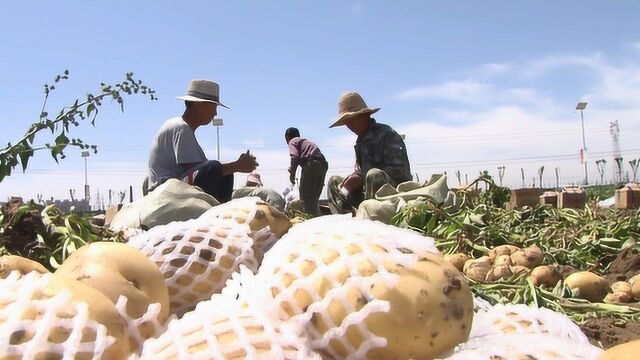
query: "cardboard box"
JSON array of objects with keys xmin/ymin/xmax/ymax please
[
  {"xmin": 540, "ymin": 191, "xmax": 558, "ymax": 207},
  {"xmin": 558, "ymin": 187, "xmax": 586, "ymax": 209},
  {"xmin": 615, "ymin": 183, "xmax": 640, "ymax": 209},
  {"xmin": 510, "ymin": 188, "xmax": 543, "ymax": 209}
]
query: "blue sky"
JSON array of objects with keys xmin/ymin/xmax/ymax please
[{"xmin": 2, "ymin": 1, "xmax": 640, "ymax": 204}]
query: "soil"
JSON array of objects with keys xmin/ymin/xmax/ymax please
[
  {"xmin": 580, "ymin": 316, "xmax": 640, "ymax": 349},
  {"xmin": 605, "ymin": 247, "xmax": 640, "ymax": 284}
]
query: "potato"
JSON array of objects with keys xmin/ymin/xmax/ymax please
[
  {"xmin": 489, "ymin": 245, "xmax": 519, "ymax": 261},
  {"xmin": 632, "ymin": 281, "xmax": 640, "ymax": 301},
  {"xmin": 444, "ymin": 253, "xmax": 469, "ymax": 272},
  {"xmin": 611, "ymin": 281, "xmax": 632, "ymax": 297},
  {"xmin": 565, "ymin": 271, "xmax": 609, "ymax": 302},
  {"xmin": 598, "ymin": 339, "xmax": 640, "ymax": 360},
  {"xmin": 45, "ymin": 274, "xmax": 131, "ymax": 358},
  {"xmin": 485, "ymin": 265, "xmax": 512, "ymax": 282},
  {"xmin": 510, "ymin": 265, "xmax": 531, "ymax": 276},
  {"xmin": 510, "ymin": 246, "xmax": 544, "ymax": 269},
  {"xmin": 629, "ymin": 273, "xmax": 640, "ymax": 286},
  {"xmin": 463, "ymin": 256, "xmax": 492, "ymax": 282},
  {"xmin": 604, "ymin": 292, "xmax": 632, "ymax": 304},
  {"xmin": 530, "ymin": 265, "xmax": 562, "ymax": 288},
  {"xmin": 56, "ymin": 242, "xmax": 168, "ymax": 319},
  {"xmin": 494, "ymin": 255, "xmax": 512, "ymax": 267},
  {"xmin": 0, "ymin": 255, "xmax": 49, "ymax": 278}
]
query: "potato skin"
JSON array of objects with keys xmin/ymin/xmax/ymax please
[
  {"xmin": 530, "ymin": 265, "xmax": 562, "ymax": 288},
  {"xmin": 488, "ymin": 245, "xmax": 519, "ymax": 261},
  {"xmin": 443, "ymin": 253, "xmax": 469, "ymax": 272},
  {"xmin": 55, "ymin": 242, "xmax": 169, "ymax": 321},
  {"xmin": 565, "ymin": 271, "xmax": 609, "ymax": 302},
  {"xmin": 598, "ymin": 339, "xmax": 640, "ymax": 360},
  {"xmin": 463, "ymin": 257, "xmax": 492, "ymax": 283},
  {"xmin": 510, "ymin": 246, "xmax": 544, "ymax": 269},
  {"xmin": 0, "ymin": 255, "xmax": 49, "ymax": 278}
]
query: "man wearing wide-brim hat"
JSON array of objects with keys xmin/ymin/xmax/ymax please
[
  {"xmin": 327, "ymin": 91, "xmax": 412, "ymax": 214},
  {"xmin": 147, "ymin": 79, "xmax": 258, "ymax": 202}
]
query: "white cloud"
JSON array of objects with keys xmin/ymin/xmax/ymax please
[
  {"xmin": 352, "ymin": 1, "xmax": 363, "ymax": 17},
  {"xmin": 395, "ymin": 80, "xmax": 493, "ymax": 103}
]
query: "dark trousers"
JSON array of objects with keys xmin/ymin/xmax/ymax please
[
  {"xmin": 300, "ymin": 159, "xmax": 328, "ymax": 216},
  {"xmin": 193, "ymin": 160, "xmax": 234, "ymax": 203}
]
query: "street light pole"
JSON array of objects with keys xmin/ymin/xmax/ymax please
[
  {"xmin": 576, "ymin": 102, "xmax": 589, "ymax": 185},
  {"xmin": 212, "ymin": 118, "xmax": 224, "ymax": 161},
  {"xmin": 81, "ymin": 150, "xmax": 90, "ymax": 202}
]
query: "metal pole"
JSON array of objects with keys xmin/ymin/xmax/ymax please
[
  {"xmin": 216, "ymin": 126, "xmax": 220, "ymax": 161},
  {"xmin": 580, "ymin": 110, "xmax": 588, "ymax": 185}
]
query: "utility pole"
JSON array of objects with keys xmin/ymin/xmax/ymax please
[
  {"xmin": 212, "ymin": 118, "xmax": 224, "ymax": 161},
  {"xmin": 576, "ymin": 102, "xmax": 589, "ymax": 185},
  {"xmin": 610, "ymin": 120, "xmax": 623, "ymax": 183},
  {"xmin": 81, "ymin": 150, "xmax": 90, "ymax": 202}
]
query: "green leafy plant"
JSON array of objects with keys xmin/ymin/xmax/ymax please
[{"xmin": 0, "ymin": 70, "xmax": 156, "ymax": 182}]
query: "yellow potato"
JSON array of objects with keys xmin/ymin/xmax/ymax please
[
  {"xmin": 0, "ymin": 255, "xmax": 49, "ymax": 278},
  {"xmin": 598, "ymin": 339, "xmax": 640, "ymax": 360},
  {"xmin": 510, "ymin": 246, "xmax": 544, "ymax": 269},
  {"xmin": 463, "ymin": 257, "xmax": 492, "ymax": 283},
  {"xmin": 565, "ymin": 271, "xmax": 609, "ymax": 302},
  {"xmin": 604, "ymin": 292, "xmax": 632, "ymax": 304},
  {"xmin": 443, "ymin": 253, "xmax": 469, "ymax": 272},
  {"xmin": 45, "ymin": 274, "xmax": 130, "ymax": 358},
  {"xmin": 611, "ymin": 281, "xmax": 632, "ymax": 297},
  {"xmin": 510, "ymin": 265, "xmax": 531, "ymax": 276},
  {"xmin": 488, "ymin": 245, "xmax": 520, "ymax": 261},
  {"xmin": 485, "ymin": 265, "xmax": 513, "ymax": 282},
  {"xmin": 530, "ymin": 265, "xmax": 562, "ymax": 288},
  {"xmin": 632, "ymin": 281, "xmax": 640, "ymax": 301},
  {"xmin": 494, "ymin": 254, "xmax": 512, "ymax": 267}
]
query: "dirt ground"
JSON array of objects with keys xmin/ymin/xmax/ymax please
[
  {"xmin": 580, "ymin": 317, "xmax": 640, "ymax": 349},
  {"xmin": 581, "ymin": 247, "xmax": 640, "ymax": 349}
]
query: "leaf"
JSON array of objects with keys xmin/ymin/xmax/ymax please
[
  {"xmin": 18, "ymin": 144, "xmax": 34, "ymax": 172},
  {"xmin": 86, "ymin": 103, "xmax": 95, "ymax": 117},
  {"xmin": 55, "ymin": 132, "xmax": 69, "ymax": 146}
]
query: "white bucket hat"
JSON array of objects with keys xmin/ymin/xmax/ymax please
[
  {"xmin": 330, "ymin": 91, "xmax": 379, "ymax": 128},
  {"xmin": 176, "ymin": 79, "xmax": 229, "ymax": 108}
]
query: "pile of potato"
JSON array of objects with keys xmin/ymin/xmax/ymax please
[
  {"xmin": 445, "ymin": 244, "xmax": 544, "ymax": 283},
  {"xmin": 604, "ymin": 274, "xmax": 640, "ymax": 304}
]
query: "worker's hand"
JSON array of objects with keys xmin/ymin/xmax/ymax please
[
  {"xmin": 289, "ymin": 171, "xmax": 296, "ymax": 185},
  {"xmin": 341, "ymin": 173, "xmax": 363, "ymax": 193},
  {"xmin": 235, "ymin": 150, "xmax": 258, "ymax": 173}
]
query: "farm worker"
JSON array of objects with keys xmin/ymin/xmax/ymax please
[
  {"xmin": 231, "ymin": 171, "xmax": 286, "ymax": 211},
  {"xmin": 327, "ymin": 92, "xmax": 412, "ymax": 214},
  {"xmin": 285, "ymin": 127, "xmax": 328, "ymax": 216},
  {"xmin": 147, "ymin": 79, "xmax": 258, "ymax": 203}
]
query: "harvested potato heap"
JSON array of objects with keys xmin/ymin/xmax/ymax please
[
  {"xmin": 255, "ymin": 216, "xmax": 473, "ymax": 360},
  {"xmin": 0, "ymin": 271, "xmax": 129, "ymax": 359},
  {"xmin": 54, "ymin": 242, "xmax": 170, "ymax": 354},
  {"xmin": 442, "ymin": 303, "xmax": 604, "ymax": 359},
  {"xmin": 140, "ymin": 289, "xmax": 320, "ymax": 360},
  {"xmin": 602, "ymin": 274, "xmax": 640, "ymax": 304},
  {"xmin": 453, "ymin": 244, "xmax": 544, "ymax": 283}
]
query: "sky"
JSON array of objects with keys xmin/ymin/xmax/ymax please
[{"xmin": 1, "ymin": 1, "xmax": 640, "ymax": 206}]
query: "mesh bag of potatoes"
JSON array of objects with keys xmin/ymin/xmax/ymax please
[
  {"xmin": 442, "ymin": 333, "xmax": 603, "ymax": 359},
  {"xmin": 0, "ymin": 271, "xmax": 129, "ymax": 359},
  {"xmin": 127, "ymin": 217, "xmax": 260, "ymax": 316},
  {"xmin": 254, "ymin": 215, "xmax": 473, "ymax": 360},
  {"xmin": 197, "ymin": 197, "xmax": 292, "ymax": 255},
  {"xmin": 468, "ymin": 303, "xmax": 590, "ymax": 344},
  {"xmin": 139, "ymin": 289, "xmax": 320, "ymax": 360}
]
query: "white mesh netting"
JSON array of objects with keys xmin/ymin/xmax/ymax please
[
  {"xmin": 197, "ymin": 197, "xmax": 289, "ymax": 255},
  {"xmin": 254, "ymin": 216, "xmax": 449, "ymax": 359},
  {"xmin": 442, "ymin": 333, "xmax": 603, "ymax": 360},
  {"xmin": 115, "ymin": 296, "xmax": 171, "ymax": 355},
  {"xmin": 468, "ymin": 303, "xmax": 590, "ymax": 344},
  {"xmin": 139, "ymin": 290, "xmax": 320, "ymax": 360},
  {"xmin": 0, "ymin": 271, "xmax": 116, "ymax": 359},
  {"xmin": 127, "ymin": 218, "xmax": 260, "ymax": 316}
]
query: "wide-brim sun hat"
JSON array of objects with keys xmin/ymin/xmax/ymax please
[
  {"xmin": 329, "ymin": 91, "xmax": 380, "ymax": 128},
  {"xmin": 176, "ymin": 79, "xmax": 229, "ymax": 109}
]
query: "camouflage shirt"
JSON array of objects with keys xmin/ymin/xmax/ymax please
[{"xmin": 354, "ymin": 119, "xmax": 412, "ymax": 184}]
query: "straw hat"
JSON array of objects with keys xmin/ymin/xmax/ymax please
[
  {"xmin": 329, "ymin": 92, "xmax": 380, "ymax": 128},
  {"xmin": 246, "ymin": 171, "xmax": 263, "ymax": 186},
  {"xmin": 176, "ymin": 79, "xmax": 229, "ymax": 108}
]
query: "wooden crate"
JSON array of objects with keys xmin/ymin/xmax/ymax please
[
  {"xmin": 558, "ymin": 187, "xmax": 586, "ymax": 209},
  {"xmin": 540, "ymin": 191, "xmax": 558, "ymax": 207},
  {"xmin": 615, "ymin": 183, "xmax": 640, "ymax": 209},
  {"xmin": 510, "ymin": 188, "xmax": 543, "ymax": 209}
]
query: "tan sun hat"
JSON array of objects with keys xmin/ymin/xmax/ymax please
[
  {"xmin": 176, "ymin": 79, "xmax": 229, "ymax": 108},
  {"xmin": 246, "ymin": 171, "xmax": 263, "ymax": 186},
  {"xmin": 329, "ymin": 91, "xmax": 380, "ymax": 128}
]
